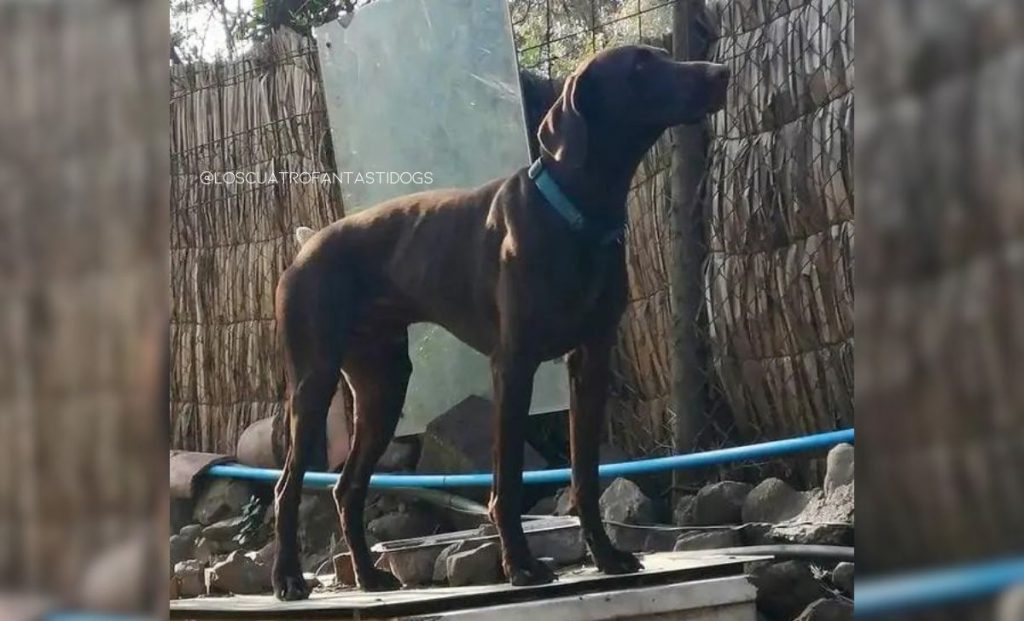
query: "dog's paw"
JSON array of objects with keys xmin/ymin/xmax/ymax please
[
  {"xmin": 506, "ymin": 557, "xmax": 557, "ymax": 587},
  {"xmin": 358, "ymin": 567, "xmax": 403, "ymax": 592},
  {"xmin": 593, "ymin": 547, "xmax": 643, "ymax": 575},
  {"xmin": 273, "ymin": 568, "xmax": 312, "ymax": 601}
]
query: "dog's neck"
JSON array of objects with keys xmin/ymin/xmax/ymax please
[{"xmin": 542, "ymin": 127, "xmax": 665, "ymax": 224}]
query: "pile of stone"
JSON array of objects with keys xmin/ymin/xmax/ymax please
[
  {"xmin": 522, "ymin": 442, "xmax": 855, "ymax": 620},
  {"xmin": 171, "ymin": 392, "xmax": 853, "ymax": 619}
]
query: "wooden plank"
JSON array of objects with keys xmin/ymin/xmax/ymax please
[{"xmin": 170, "ymin": 553, "xmax": 769, "ymax": 619}]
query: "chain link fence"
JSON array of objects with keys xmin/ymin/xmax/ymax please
[{"xmin": 512, "ymin": 0, "xmax": 854, "ymax": 489}]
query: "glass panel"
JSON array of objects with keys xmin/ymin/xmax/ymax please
[{"xmin": 315, "ymin": 0, "xmax": 569, "ymax": 436}]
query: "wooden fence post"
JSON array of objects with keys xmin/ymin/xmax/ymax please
[{"xmin": 670, "ymin": 0, "xmax": 710, "ymax": 497}]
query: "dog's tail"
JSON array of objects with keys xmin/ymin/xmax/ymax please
[{"xmin": 294, "ymin": 226, "xmax": 316, "ymax": 246}]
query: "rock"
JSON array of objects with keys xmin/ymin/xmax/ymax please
[
  {"xmin": 367, "ymin": 507, "xmax": 438, "ymax": 542},
  {"xmin": 201, "ymin": 516, "xmax": 246, "ymax": 553},
  {"xmin": 248, "ymin": 540, "xmax": 277, "ymax": 567},
  {"xmin": 768, "ymin": 486, "xmax": 854, "ymax": 546},
  {"xmin": 447, "ymin": 542, "xmax": 502, "ymax": 587},
  {"xmin": 607, "ymin": 523, "xmax": 649, "ymax": 553},
  {"xmin": 832, "ymin": 562, "xmax": 854, "ymax": 595},
  {"xmin": 742, "ymin": 478, "xmax": 812, "ymax": 524},
  {"xmin": 171, "ymin": 498, "xmax": 195, "ymax": 534},
  {"xmin": 193, "ymin": 538, "xmax": 214, "ymax": 564},
  {"xmin": 642, "ymin": 527, "xmax": 684, "ymax": 553},
  {"xmin": 692, "ymin": 481, "xmax": 753, "ymax": 525},
  {"xmin": 364, "ymin": 492, "xmax": 403, "ymax": 523},
  {"xmin": 599, "ymin": 478, "xmax": 656, "ymax": 525},
  {"xmin": 748, "ymin": 561, "xmax": 823, "ymax": 621},
  {"xmin": 173, "ymin": 560, "xmax": 207, "ymax": 598},
  {"xmin": 737, "ymin": 523, "xmax": 773, "ymax": 546},
  {"xmin": 769, "ymin": 520, "xmax": 853, "ymax": 546},
  {"xmin": 169, "ymin": 535, "xmax": 193, "ymax": 570},
  {"xmin": 554, "ymin": 487, "xmax": 575, "ymax": 516},
  {"xmin": 530, "ymin": 526, "xmax": 586, "ymax": 565},
  {"xmin": 297, "ymin": 494, "xmax": 343, "ymax": 571},
  {"xmin": 416, "ymin": 396, "xmax": 546, "ymax": 501},
  {"xmin": 998, "ymin": 585, "xmax": 1024, "ymax": 621},
  {"xmin": 385, "ymin": 546, "xmax": 442, "ymax": 587},
  {"xmin": 179, "ymin": 524, "xmax": 203, "ymax": 541},
  {"xmin": 433, "ymin": 541, "xmax": 482, "ymax": 583},
  {"xmin": 672, "ymin": 495, "xmax": 697, "ymax": 526},
  {"xmin": 673, "ymin": 529, "xmax": 741, "ymax": 551},
  {"xmin": 206, "ymin": 551, "xmax": 271, "ymax": 595},
  {"xmin": 333, "ymin": 551, "xmax": 382, "ymax": 587},
  {"xmin": 377, "ymin": 437, "xmax": 421, "ymax": 472},
  {"xmin": 192, "ymin": 479, "xmax": 252, "ymax": 525},
  {"xmin": 794, "ymin": 598, "xmax": 853, "ymax": 621},
  {"xmin": 597, "ymin": 444, "xmax": 629, "ymax": 491},
  {"xmin": 824, "ymin": 444, "xmax": 854, "ymax": 498},
  {"xmin": 528, "ymin": 495, "xmax": 557, "ymax": 515}
]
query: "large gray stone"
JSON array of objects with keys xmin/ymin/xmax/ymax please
[
  {"xmin": 447, "ymin": 542, "xmax": 502, "ymax": 587},
  {"xmin": 824, "ymin": 444, "xmax": 854, "ymax": 497},
  {"xmin": 333, "ymin": 550, "xmax": 384, "ymax": 587},
  {"xmin": 201, "ymin": 516, "xmax": 246, "ymax": 553},
  {"xmin": 385, "ymin": 546, "xmax": 442, "ymax": 587},
  {"xmin": 673, "ymin": 529, "xmax": 741, "ymax": 551},
  {"xmin": 554, "ymin": 487, "xmax": 575, "ymax": 516},
  {"xmin": 832, "ymin": 562, "xmax": 854, "ymax": 595},
  {"xmin": 768, "ymin": 485, "xmax": 854, "ymax": 545},
  {"xmin": 742, "ymin": 478, "xmax": 812, "ymax": 524},
  {"xmin": 794, "ymin": 598, "xmax": 853, "ymax": 621},
  {"xmin": 173, "ymin": 560, "xmax": 207, "ymax": 598},
  {"xmin": 433, "ymin": 540, "xmax": 483, "ymax": 583},
  {"xmin": 192, "ymin": 479, "xmax": 252, "ymax": 525},
  {"xmin": 367, "ymin": 507, "xmax": 439, "ymax": 543},
  {"xmin": 171, "ymin": 498, "xmax": 195, "ymax": 534},
  {"xmin": 528, "ymin": 495, "xmax": 557, "ymax": 515},
  {"xmin": 600, "ymin": 478, "xmax": 656, "ymax": 525},
  {"xmin": 206, "ymin": 551, "xmax": 271, "ymax": 595},
  {"xmin": 297, "ymin": 494, "xmax": 343, "ymax": 572},
  {"xmin": 169, "ymin": 535, "xmax": 193, "ymax": 571},
  {"xmin": 529, "ymin": 526, "xmax": 586, "ymax": 565},
  {"xmin": 377, "ymin": 437, "xmax": 421, "ymax": 472},
  {"xmin": 748, "ymin": 561, "xmax": 823, "ymax": 620},
  {"xmin": 416, "ymin": 396, "xmax": 545, "ymax": 501},
  {"xmin": 692, "ymin": 481, "xmax": 753, "ymax": 525},
  {"xmin": 672, "ymin": 495, "xmax": 697, "ymax": 526}
]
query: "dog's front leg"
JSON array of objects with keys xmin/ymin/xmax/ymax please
[
  {"xmin": 489, "ymin": 352, "xmax": 555, "ymax": 586},
  {"xmin": 568, "ymin": 334, "xmax": 644, "ymax": 575}
]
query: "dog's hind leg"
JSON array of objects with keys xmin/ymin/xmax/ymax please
[
  {"xmin": 333, "ymin": 333, "xmax": 411, "ymax": 592},
  {"xmin": 272, "ymin": 267, "xmax": 347, "ymax": 601}
]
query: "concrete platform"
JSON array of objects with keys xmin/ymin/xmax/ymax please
[{"xmin": 170, "ymin": 552, "xmax": 764, "ymax": 620}]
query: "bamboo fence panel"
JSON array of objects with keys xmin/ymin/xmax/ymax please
[{"xmin": 170, "ymin": 31, "xmax": 341, "ymax": 454}]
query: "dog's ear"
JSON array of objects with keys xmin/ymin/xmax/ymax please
[{"xmin": 537, "ymin": 72, "xmax": 588, "ymax": 168}]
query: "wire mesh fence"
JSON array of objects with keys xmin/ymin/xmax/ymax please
[{"xmin": 512, "ymin": 0, "xmax": 854, "ymax": 489}]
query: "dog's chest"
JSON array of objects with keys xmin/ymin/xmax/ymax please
[{"xmin": 527, "ymin": 245, "xmax": 625, "ymax": 355}]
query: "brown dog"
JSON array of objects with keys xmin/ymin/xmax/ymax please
[{"xmin": 272, "ymin": 45, "xmax": 729, "ymax": 600}]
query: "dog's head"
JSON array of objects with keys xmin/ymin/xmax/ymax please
[{"xmin": 538, "ymin": 45, "xmax": 730, "ymax": 168}]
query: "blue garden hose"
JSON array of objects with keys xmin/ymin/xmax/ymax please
[
  {"xmin": 206, "ymin": 428, "xmax": 854, "ymax": 489},
  {"xmin": 856, "ymin": 557, "xmax": 1024, "ymax": 617}
]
